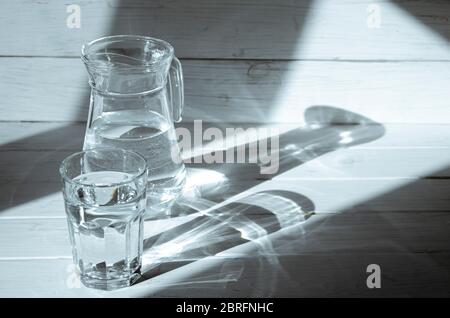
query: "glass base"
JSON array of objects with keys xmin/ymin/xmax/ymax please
[{"xmin": 80, "ymin": 270, "xmax": 142, "ymax": 291}]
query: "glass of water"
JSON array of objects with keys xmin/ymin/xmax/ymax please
[{"xmin": 60, "ymin": 148, "xmax": 147, "ymax": 290}]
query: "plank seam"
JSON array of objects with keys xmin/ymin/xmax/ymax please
[
  {"xmin": 2, "ymin": 210, "xmax": 450, "ymax": 221},
  {"xmin": 1, "ymin": 55, "xmax": 450, "ymax": 63}
]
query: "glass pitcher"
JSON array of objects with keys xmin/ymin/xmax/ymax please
[{"xmin": 81, "ymin": 35, "xmax": 186, "ymax": 215}]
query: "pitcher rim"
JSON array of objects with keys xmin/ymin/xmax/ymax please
[{"xmin": 81, "ymin": 35, "xmax": 175, "ymax": 71}]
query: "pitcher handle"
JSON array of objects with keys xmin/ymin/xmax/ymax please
[{"xmin": 167, "ymin": 56, "xmax": 184, "ymax": 123}]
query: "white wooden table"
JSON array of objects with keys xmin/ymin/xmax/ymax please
[
  {"xmin": 1, "ymin": 121, "xmax": 450, "ymax": 297},
  {"xmin": 0, "ymin": 0, "xmax": 449, "ymax": 297}
]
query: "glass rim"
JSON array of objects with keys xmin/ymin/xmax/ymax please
[
  {"xmin": 81, "ymin": 34, "xmax": 175, "ymax": 71},
  {"xmin": 59, "ymin": 147, "xmax": 148, "ymax": 188}
]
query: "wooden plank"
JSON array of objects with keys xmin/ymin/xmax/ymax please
[
  {"xmin": 0, "ymin": 58, "xmax": 88, "ymax": 122},
  {"xmin": 118, "ymin": 252, "xmax": 450, "ymax": 297},
  {"xmin": 1, "ymin": 123, "xmax": 449, "ymax": 297},
  {"xmin": 0, "ymin": 122, "xmax": 85, "ymax": 151},
  {"xmin": 1, "ymin": 211, "xmax": 449, "ymax": 258},
  {"xmin": 273, "ymin": 148, "xmax": 450, "ymax": 180},
  {"xmin": 0, "ymin": 258, "xmax": 100, "ymax": 298},
  {"xmin": 1, "ymin": 0, "xmax": 449, "ymax": 60},
  {"xmin": 352, "ymin": 124, "xmax": 450, "ymax": 149},
  {"xmin": 1, "ymin": 122, "xmax": 450, "ymax": 217},
  {"xmin": 1, "ymin": 176, "xmax": 450, "ymax": 218},
  {"xmin": 2, "ymin": 147, "xmax": 448, "ymax": 185},
  {"xmin": 0, "ymin": 218, "xmax": 71, "ymax": 258},
  {"xmin": 1, "ymin": 58, "xmax": 449, "ymax": 123},
  {"xmin": 1, "ymin": 252, "xmax": 450, "ymax": 297},
  {"xmin": 2, "ymin": 123, "xmax": 450, "ymax": 151},
  {"xmin": 237, "ymin": 178, "xmax": 450, "ymax": 214}
]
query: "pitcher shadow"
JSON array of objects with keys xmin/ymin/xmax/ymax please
[
  {"xmin": 185, "ymin": 105, "xmax": 385, "ymax": 202},
  {"xmin": 137, "ymin": 189, "xmax": 315, "ymax": 291},
  {"xmin": 135, "ymin": 105, "xmax": 386, "ymax": 289}
]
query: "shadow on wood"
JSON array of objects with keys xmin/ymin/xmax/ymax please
[
  {"xmin": 185, "ymin": 105, "xmax": 385, "ymax": 202},
  {"xmin": 138, "ymin": 190, "xmax": 314, "ymax": 290},
  {"xmin": 393, "ymin": 0, "xmax": 450, "ymax": 43},
  {"xmin": 0, "ymin": 106, "xmax": 384, "ymax": 213},
  {"xmin": 0, "ymin": 124, "xmax": 85, "ymax": 212},
  {"xmin": 131, "ymin": 165, "xmax": 450, "ymax": 297}
]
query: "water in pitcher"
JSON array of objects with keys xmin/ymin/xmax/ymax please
[{"xmin": 84, "ymin": 109, "xmax": 186, "ymax": 215}]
